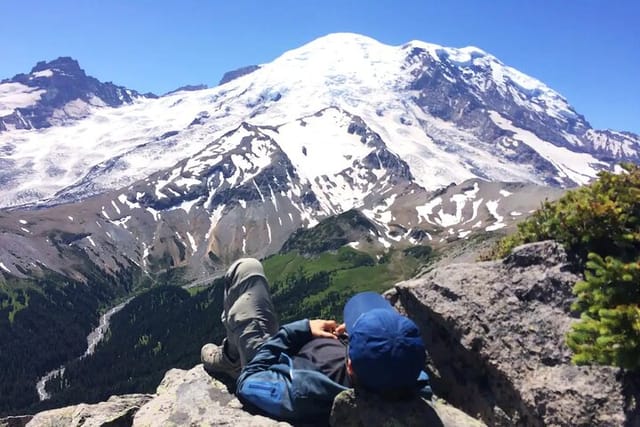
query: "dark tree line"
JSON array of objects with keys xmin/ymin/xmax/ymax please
[
  {"xmin": 37, "ymin": 282, "xmax": 226, "ymax": 410},
  {"xmin": 0, "ymin": 273, "xmax": 120, "ymax": 416}
]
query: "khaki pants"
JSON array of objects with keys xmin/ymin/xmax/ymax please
[{"xmin": 221, "ymin": 258, "xmax": 279, "ymax": 366}]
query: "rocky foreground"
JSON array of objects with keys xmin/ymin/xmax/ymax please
[
  {"xmin": 2, "ymin": 241, "xmax": 638, "ymax": 426},
  {"xmin": 390, "ymin": 241, "xmax": 640, "ymax": 426},
  {"xmin": 3, "ymin": 365, "xmax": 482, "ymax": 427}
]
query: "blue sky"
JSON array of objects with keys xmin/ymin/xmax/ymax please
[{"xmin": 1, "ymin": 0, "xmax": 638, "ymax": 133}]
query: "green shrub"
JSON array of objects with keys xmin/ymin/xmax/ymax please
[
  {"xmin": 403, "ymin": 245, "xmax": 433, "ymax": 260},
  {"xmin": 487, "ymin": 163, "xmax": 640, "ymax": 370},
  {"xmin": 336, "ymin": 247, "xmax": 375, "ymax": 267},
  {"xmin": 566, "ymin": 253, "xmax": 640, "ymax": 370}
]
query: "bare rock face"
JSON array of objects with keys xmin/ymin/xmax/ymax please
[
  {"xmin": 330, "ymin": 389, "xmax": 486, "ymax": 427},
  {"xmin": 391, "ymin": 240, "xmax": 640, "ymax": 427},
  {"xmin": 132, "ymin": 365, "xmax": 288, "ymax": 427},
  {"xmin": 7, "ymin": 366, "xmax": 289, "ymax": 427},
  {"xmin": 23, "ymin": 394, "xmax": 152, "ymax": 427},
  {"xmin": 4, "ymin": 365, "xmax": 486, "ymax": 426}
]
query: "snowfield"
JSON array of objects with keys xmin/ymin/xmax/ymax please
[{"xmin": 0, "ymin": 33, "xmax": 636, "ymax": 209}]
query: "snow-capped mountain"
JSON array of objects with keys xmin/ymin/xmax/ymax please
[
  {"xmin": 0, "ymin": 56, "xmax": 155, "ymax": 132},
  {"xmin": 1, "ymin": 34, "xmax": 637, "ymax": 210},
  {"xmin": 0, "ymin": 33, "xmax": 637, "ymax": 280}
]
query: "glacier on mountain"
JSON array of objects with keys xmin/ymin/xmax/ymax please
[{"xmin": 0, "ymin": 33, "xmax": 637, "ymax": 212}]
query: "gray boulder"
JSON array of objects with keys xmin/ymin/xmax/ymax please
[
  {"xmin": 23, "ymin": 394, "xmax": 152, "ymax": 427},
  {"xmin": 132, "ymin": 365, "xmax": 288, "ymax": 427},
  {"xmin": 5, "ymin": 364, "xmax": 484, "ymax": 426},
  {"xmin": 331, "ymin": 388, "xmax": 486, "ymax": 427},
  {"xmin": 390, "ymin": 240, "xmax": 640, "ymax": 426}
]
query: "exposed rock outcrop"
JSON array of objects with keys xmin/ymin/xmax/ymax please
[
  {"xmin": 4, "ymin": 366, "xmax": 483, "ymax": 426},
  {"xmin": 15, "ymin": 394, "xmax": 152, "ymax": 427},
  {"xmin": 390, "ymin": 240, "xmax": 640, "ymax": 426},
  {"xmin": 132, "ymin": 365, "xmax": 287, "ymax": 426},
  {"xmin": 331, "ymin": 388, "xmax": 486, "ymax": 426},
  {"xmin": 7, "ymin": 366, "xmax": 287, "ymax": 427}
]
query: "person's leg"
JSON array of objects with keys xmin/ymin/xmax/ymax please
[
  {"xmin": 223, "ymin": 270, "xmax": 279, "ymax": 365},
  {"xmin": 202, "ymin": 258, "xmax": 279, "ymax": 375}
]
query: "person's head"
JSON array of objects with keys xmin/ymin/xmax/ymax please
[{"xmin": 343, "ymin": 292, "xmax": 425, "ymax": 397}]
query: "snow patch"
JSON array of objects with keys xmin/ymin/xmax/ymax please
[
  {"xmin": 32, "ymin": 69, "xmax": 54, "ymax": 78},
  {"xmin": 489, "ymin": 111, "xmax": 604, "ymax": 185},
  {"xmin": 416, "ymin": 197, "xmax": 442, "ymax": 224},
  {"xmin": 266, "ymin": 221, "xmax": 272, "ymax": 244},
  {"xmin": 242, "ymin": 225, "xmax": 247, "ymax": 253},
  {"xmin": 485, "ymin": 200, "xmax": 506, "ymax": 231},
  {"xmin": 377, "ymin": 237, "xmax": 391, "ymax": 248},
  {"xmin": 0, "ymin": 82, "xmax": 46, "ymax": 115},
  {"xmin": 111, "ymin": 216, "xmax": 131, "ymax": 228},
  {"xmin": 119, "ymin": 194, "xmax": 141, "ymax": 210},
  {"xmin": 205, "ymin": 205, "xmax": 225, "ymax": 239},
  {"xmin": 186, "ymin": 232, "xmax": 198, "ymax": 253},
  {"xmin": 146, "ymin": 207, "xmax": 160, "ymax": 221},
  {"xmin": 458, "ymin": 230, "xmax": 472, "ymax": 238},
  {"xmin": 253, "ymin": 180, "xmax": 265, "ymax": 202},
  {"xmin": 168, "ymin": 197, "xmax": 200, "ymax": 213}
]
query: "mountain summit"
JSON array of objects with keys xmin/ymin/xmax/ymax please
[
  {"xmin": 0, "ymin": 33, "xmax": 638, "ymax": 276},
  {"xmin": 0, "ymin": 34, "xmax": 638, "ymax": 209},
  {"xmin": 0, "ymin": 56, "xmax": 155, "ymax": 132}
]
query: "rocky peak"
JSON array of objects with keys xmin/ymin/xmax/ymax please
[
  {"xmin": 0, "ymin": 57, "xmax": 153, "ymax": 131},
  {"xmin": 31, "ymin": 57, "xmax": 84, "ymax": 77},
  {"xmin": 163, "ymin": 84, "xmax": 208, "ymax": 96},
  {"xmin": 218, "ymin": 65, "xmax": 260, "ymax": 85}
]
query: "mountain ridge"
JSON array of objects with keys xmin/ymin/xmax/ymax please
[
  {"xmin": 0, "ymin": 31, "xmax": 635, "ymax": 282},
  {"xmin": 0, "ymin": 34, "xmax": 638, "ymax": 209},
  {"xmin": 0, "ymin": 56, "xmax": 156, "ymax": 133}
]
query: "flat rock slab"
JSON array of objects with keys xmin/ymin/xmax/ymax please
[
  {"xmin": 132, "ymin": 365, "xmax": 290, "ymax": 427},
  {"xmin": 25, "ymin": 394, "xmax": 152, "ymax": 427}
]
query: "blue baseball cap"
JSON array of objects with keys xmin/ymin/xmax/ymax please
[{"xmin": 344, "ymin": 292, "xmax": 426, "ymax": 392}]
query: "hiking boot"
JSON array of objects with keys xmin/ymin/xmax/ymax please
[{"xmin": 201, "ymin": 339, "xmax": 241, "ymax": 379}]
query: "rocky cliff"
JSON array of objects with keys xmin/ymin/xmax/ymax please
[
  {"xmin": 390, "ymin": 241, "xmax": 640, "ymax": 426},
  {"xmin": 3, "ymin": 241, "xmax": 638, "ymax": 426},
  {"xmin": 4, "ymin": 365, "xmax": 482, "ymax": 427}
]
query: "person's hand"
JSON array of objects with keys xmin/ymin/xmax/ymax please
[
  {"xmin": 335, "ymin": 323, "xmax": 346, "ymax": 336},
  {"xmin": 309, "ymin": 319, "xmax": 339, "ymax": 339}
]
